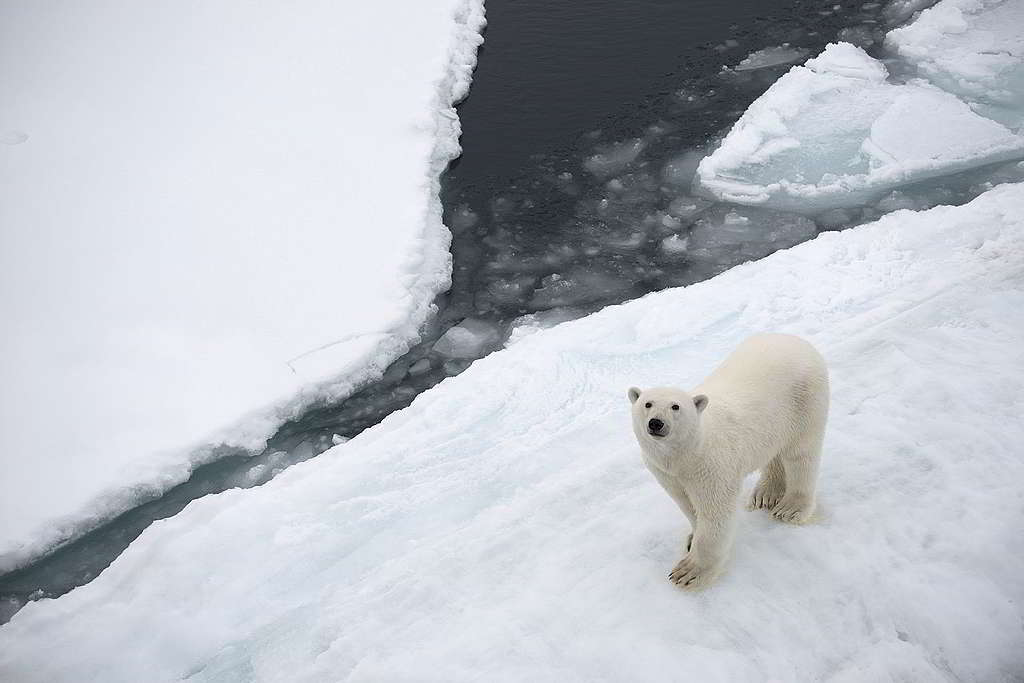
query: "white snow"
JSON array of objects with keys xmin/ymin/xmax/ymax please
[
  {"xmin": 2, "ymin": 183, "xmax": 1022, "ymax": 681},
  {"xmin": 0, "ymin": 0, "xmax": 485, "ymax": 572},
  {"xmin": 886, "ymin": 0, "xmax": 1024, "ymax": 129},
  {"xmin": 696, "ymin": 41, "xmax": 1024, "ymax": 211}
]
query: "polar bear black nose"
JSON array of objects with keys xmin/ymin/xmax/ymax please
[{"xmin": 648, "ymin": 418, "xmax": 664, "ymax": 432}]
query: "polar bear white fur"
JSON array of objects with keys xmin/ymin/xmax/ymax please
[{"xmin": 628, "ymin": 333, "xmax": 829, "ymax": 589}]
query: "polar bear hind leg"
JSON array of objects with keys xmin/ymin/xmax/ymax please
[{"xmin": 773, "ymin": 432, "xmax": 823, "ymax": 524}]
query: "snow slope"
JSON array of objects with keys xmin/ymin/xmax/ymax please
[
  {"xmin": 2, "ymin": 183, "xmax": 1022, "ymax": 682},
  {"xmin": 0, "ymin": 0, "xmax": 485, "ymax": 571},
  {"xmin": 696, "ymin": 0, "xmax": 1024, "ymax": 211}
]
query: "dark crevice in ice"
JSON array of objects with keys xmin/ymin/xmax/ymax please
[{"xmin": 6, "ymin": 0, "xmax": 1016, "ymax": 624}]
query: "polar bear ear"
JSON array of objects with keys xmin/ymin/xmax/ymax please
[
  {"xmin": 693, "ymin": 394, "xmax": 709, "ymax": 413},
  {"xmin": 627, "ymin": 387, "xmax": 641, "ymax": 404}
]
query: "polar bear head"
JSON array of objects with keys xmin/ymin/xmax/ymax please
[{"xmin": 627, "ymin": 386, "xmax": 708, "ymax": 451}]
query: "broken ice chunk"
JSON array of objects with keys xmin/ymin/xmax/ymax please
[
  {"xmin": 448, "ymin": 204, "xmax": 479, "ymax": 233},
  {"xmin": 696, "ymin": 42, "xmax": 1024, "ymax": 212},
  {"xmin": 583, "ymin": 139, "xmax": 646, "ymax": 177},
  {"xmin": 530, "ymin": 268, "xmax": 637, "ymax": 309},
  {"xmin": 734, "ymin": 44, "xmax": 809, "ymax": 71},
  {"xmin": 432, "ymin": 319, "xmax": 503, "ymax": 360}
]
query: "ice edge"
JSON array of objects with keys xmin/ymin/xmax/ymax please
[{"xmin": 0, "ymin": 0, "xmax": 488, "ymax": 575}]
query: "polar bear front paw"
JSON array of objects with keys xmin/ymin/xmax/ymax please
[
  {"xmin": 748, "ymin": 482, "xmax": 784, "ymax": 511},
  {"xmin": 772, "ymin": 494, "xmax": 814, "ymax": 524},
  {"xmin": 668, "ymin": 554, "xmax": 721, "ymax": 589}
]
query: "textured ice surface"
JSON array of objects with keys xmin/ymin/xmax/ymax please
[
  {"xmin": 0, "ymin": 0, "xmax": 485, "ymax": 572},
  {"xmin": 1, "ymin": 184, "xmax": 1022, "ymax": 681},
  {"xmin": 734, "ymin": 44, "xmax": 809, "ymax": 71},
  {"xmin": 887, "ymin": 0, "xmax": 1024, "ymax": 129},
  {"xmin": 696, "ymin": 42, "xmax": 1024, "ymax": 211}
]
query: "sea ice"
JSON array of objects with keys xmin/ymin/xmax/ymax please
[
  {"xmin": 886, "ymin": 0, "xmax": 1024, "ymax": 129},
  {"xmin": 733, "ymin": 45, "xmax": 809, "ymax": 71},
  {"xmin": 431, "ymin": 319, "xmax": 503, "ymax": 360},
  {"xmin": 583, "ymin": 138, "xmax": 647, "ymax": 177},
  {"xmin": 1, "ymin": 184, "xmax": 1022, "ymax": 682},
  {"xmin": 530, "ymin": 268, "xmax": 638, "ymax": 309},
  {"xmin": 0, "ymin": 0, "xmax": 486, "ymax": 572},
  {"xmin": 696, "ymin": 42, "xmax": 1024, "ymax": 211}
]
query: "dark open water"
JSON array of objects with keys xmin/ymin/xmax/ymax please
[{"xmin": 0, "ymin": 0, "xmax": 926, "ymax": 624}]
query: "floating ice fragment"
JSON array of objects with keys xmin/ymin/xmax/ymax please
[
  {"xmin": 583, "ymin": 139, "xmax": 646, "ymax": 177},
  {"xmin": 837, "ymin": 25, "xmax": 879, "ymax": 48},
  {"xmin": 667, "ymin": 196, "xmax": 712, "ymax": 220},
  {"xmin": 662, "ymin": 151, "xmax": 705, "ymax": 189},
  {"xmin": 407, "ymin": 358, "xmax": 431, "ymax": 376},
  {"xmin": 696, "ymin": 42, "xmax": 1024, "ymax": 211},
  {"xmin": 734, "ymin": 44, "xmax": 809, "ymax": 71},
  {"xmin": 531, "ymin": 268, "xmax": 637, "ymax": 309},
  {"xmin": 449, "ymin": 204, "xmax": 479, "ymax": 233},
  {"xmin": 432, "ymin": 319, "xmax": 503, "ymax": 360},
  {"xmin": 660, "ymin": 234, "xmax": 689, "ymax": 255}
]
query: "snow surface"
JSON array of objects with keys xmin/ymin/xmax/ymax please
[
  {"xmin": 0, "ymin": 0, "xmax": 485, "ymax": 572},
  {"xmin": 2, "ymin": 183, "xmax": 1022, "ymax": 681},
  {"xmin": 696, "ymin": 40, "xmax": 1024, "ymax": 211},
  {"xmin": 887, "ymin": 0, "xmax": 1024, "ymax": 128}
]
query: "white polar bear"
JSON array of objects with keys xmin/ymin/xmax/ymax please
[{"xmin": 628, "ymin": 333, "xmax": 829, "ymax": 589}]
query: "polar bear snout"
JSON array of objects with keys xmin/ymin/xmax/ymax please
[{"xmin": 647, "ymin": 418, "xmax": 667, "ymax": 437}]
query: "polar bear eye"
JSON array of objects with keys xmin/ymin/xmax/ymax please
[
  {"xmin": 671, "ymin": 404, "xmax": 680, "ymax": 410},
  {"xmin": 644, "ymin": 402, "xmax": 652, "ymax": 409}
]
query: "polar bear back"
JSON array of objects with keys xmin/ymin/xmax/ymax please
[{"xmin": 695, "ymin": 333, "xmax": 828, "ymax": 470}]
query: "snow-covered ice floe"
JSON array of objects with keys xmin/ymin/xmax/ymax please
[
  {"xmin": 0, "ymin": 0, "xmax": 485, "ymax": 572},
  {"xmin": 887, "ymin": 0, "xmax": 1024, "ymax": 129},
  {"xmin": 696, "ymin": 1, "xmax": 1024, "ymax": 212},
  {"xmin": 2, "ymin": 183, "xmax": 1023, "ymax": 681}
]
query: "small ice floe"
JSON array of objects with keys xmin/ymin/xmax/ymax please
[
  {"xmin": 734, "ymin": 44, "xmax": 809, "ymax": 71},
  {"xmin": 530, "ymin": 268, "xmax": 637, "ymax": 309},
  {"xmin": 583, "ymin": 138, "xmax": 646, "ymax": 178},
  {"xmin": 432, "ymin": 318, "xmax": 503, "ymax": 360}
]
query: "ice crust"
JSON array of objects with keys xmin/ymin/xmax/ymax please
[
  {"xmin": 0, "ymin": 0, "xmax": 486, "ymax": 572},
  {"xmin": 697, "ymin": 12, "xmax": 1024, "ymax": 211},
  {"xmin": 1, "ymin": 184, "xmax": 1022, "ymax": 681}
]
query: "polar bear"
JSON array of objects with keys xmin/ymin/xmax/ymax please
[{"xmin": 628, "ymin": 333, "xmax": 828, "ymax": 589}]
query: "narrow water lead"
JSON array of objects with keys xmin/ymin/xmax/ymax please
[{"xmin": 2, "ymin": 0, "xmax": 979, "ymax": 623}]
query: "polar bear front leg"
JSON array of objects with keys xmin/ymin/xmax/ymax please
[{"xmin": 669, "ymin": 484, "xmax": 738, "ymax": 589}]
